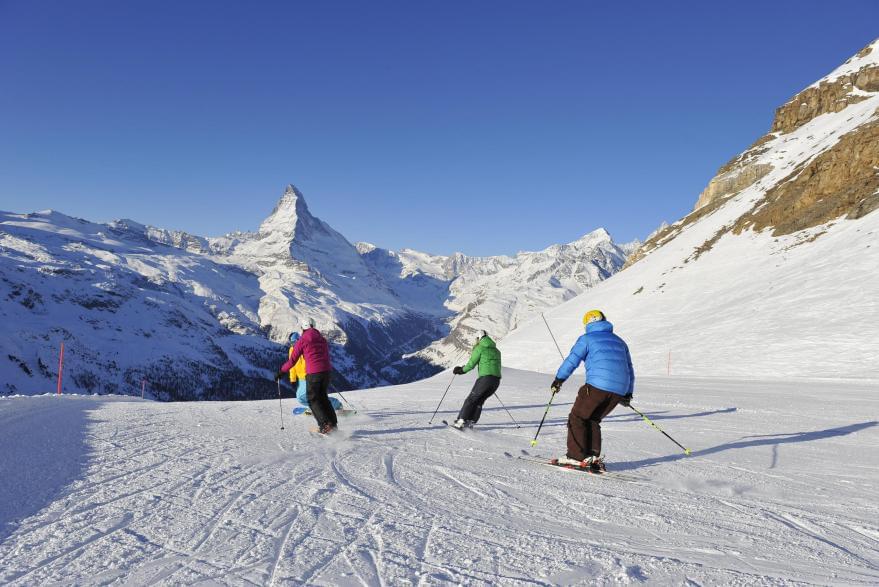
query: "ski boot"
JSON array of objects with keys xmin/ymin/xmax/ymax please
[
  {"xmin": 552, "ymin": 455, "xmax": 604, "ymax": 472},
  {"xmin": 553, "ymin": 455, "xmax": 588, "ymax": 468},
  {"xmin": 588, "ymin": 455, "xmax": 606, "ymax": 473}
]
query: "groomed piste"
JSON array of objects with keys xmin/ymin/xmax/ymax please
[{"xmin": 1, "ymin": 369, "xmax": 877, "ymax": 585}]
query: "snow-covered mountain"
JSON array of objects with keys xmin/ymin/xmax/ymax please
[
  {"xmin": 0, "ymin": 210, "xmax": 282, "ymax": 400},
  {"xmin": 501, "ymin": 39, "xmax": 879, "ymax": 379},
  {"xmin": 1, "ymin": 186, "xmax": 631, "ymax": 397},
  {"xmin": 359, "ymin": 231, "xmax": 636, "ymax": 367}
]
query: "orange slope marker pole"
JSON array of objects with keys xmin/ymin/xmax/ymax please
[{"xmin": 57, "ymin": 342, "xmax": 65, "ymax": 395}]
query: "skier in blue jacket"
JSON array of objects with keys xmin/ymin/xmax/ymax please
[{"xmin": 550, "ymin": 310, "xmax": 634, "ymax": 471}]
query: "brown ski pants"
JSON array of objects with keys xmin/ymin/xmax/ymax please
[{"xmin": 567, "ymin": 384, "xmax": 622, "ymax": 461}]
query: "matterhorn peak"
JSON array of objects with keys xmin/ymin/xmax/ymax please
[{"xmin": 258, "ymin": 184, "xmax": 314, "ymax": 237}]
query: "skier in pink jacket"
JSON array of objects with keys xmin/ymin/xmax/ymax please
[{"xmin": 276, "ymin": 318, "xmax": 336, "ymax": 433}]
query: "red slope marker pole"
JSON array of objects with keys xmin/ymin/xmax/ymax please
[{"xmin": 57, "ymin": 342, "xmax": 65, "ymax": 395}]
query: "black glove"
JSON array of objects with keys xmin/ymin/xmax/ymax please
[
  {"xmin": 550, "ymin": 377, "xmax": 565, "ymax": 394},
  {"xmin": 452, "ymin": 366, "xmax": 464, "ymax": 375},
  {"xmin": 274, "ymin": 371, "xmax": 284, "ymax": 383},
  {"xmin": 619, "ymin": 394, "xmax": 633, "ymax": 407}
]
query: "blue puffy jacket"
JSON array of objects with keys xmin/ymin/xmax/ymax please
[{"xmin": 556, "ymin": 320, "xmax": 634, "ymax": 396}]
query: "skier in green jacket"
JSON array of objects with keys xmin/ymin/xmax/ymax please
[{"xmin": 451, "ymin": 331, "xmax": 502, "ymax": 429}]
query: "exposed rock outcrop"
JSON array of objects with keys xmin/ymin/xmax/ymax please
[
  {"xmin": 770, "ymin": 69, "xmax": 874, "ymax": 135},
  {"xmin": 734, "ymin": 116, "xmax": 879, "ymax": 236},
  {"xmin": 694, "ymin": 162, "xmax": 773, "ymax": 211},
  {"xmin": 626, "ymin": 39, "xmax": 879, "ymax": 269},
  {"xmin": 772, "ymin": 41, "xmax": 879, "ymax": 135}
]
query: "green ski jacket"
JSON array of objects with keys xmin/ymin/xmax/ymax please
[{"xmin": 462, "ymin": 336, "xmax": 502, "ymax": 378}]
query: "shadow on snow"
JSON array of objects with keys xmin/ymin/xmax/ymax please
[
  {"xmin": 612, "ymin": 420, "xmax": 878, "ymax": 472},
  {"xmin": 0, "ymin": 397, "xmax": 101, "ymax": 542}
]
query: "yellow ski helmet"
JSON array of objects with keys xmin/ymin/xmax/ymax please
[{"xmin": 582, "ymin": 310, "xmax": 605, "ymax": 325}]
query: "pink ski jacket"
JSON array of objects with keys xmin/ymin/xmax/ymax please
[{"xmin": 281, "ymin": 328, "xmax": 332, "ymax": 375}]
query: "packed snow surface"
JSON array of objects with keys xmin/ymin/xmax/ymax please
[{"xmin": 1, "ymin": 369, "xmax": 877, "ymax": 585}]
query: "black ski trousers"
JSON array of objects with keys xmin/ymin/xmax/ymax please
[
  {"xmin": 567, "ymin": 384, "xmax": 621, "ymax": 460},
  {"xmin": 456, "ymin": 375, "xmax": 501, "ymax": 423},
  {"xmin": 306, "ymin": 371, "xmax": 337, "ymax": 429}
]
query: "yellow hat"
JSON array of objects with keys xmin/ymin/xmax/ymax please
[{"xmin": 582, "ymin": 310, "xmax": 605, "ymax": 325}]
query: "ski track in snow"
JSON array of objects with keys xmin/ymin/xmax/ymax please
[{"xmin": 1, "ymin": 370, "xmax": 878, "ymax": 585}]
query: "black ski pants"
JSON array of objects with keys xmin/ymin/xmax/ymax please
[
  {"xmin": 457, "ymin": 375, "xmax": 501, "ymax": 423},
  {"xmin": 306, "ymin": 371, "xmax": 337, "ymax": 429},
  {"xmin": 567, "ymin": 384, "xmax": 621, "ymax": 460}
]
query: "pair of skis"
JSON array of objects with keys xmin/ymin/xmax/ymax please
[
  {"xmin": 506, "ymin": 451, "xmax": 646, "ymax": 482},
  {"xmin": 444, "ymin": 421, "xmax": 643, "ymax": 481},
  {"xmin": 292, "ymin": 407, "xmax": 357, "ymax": 416}
]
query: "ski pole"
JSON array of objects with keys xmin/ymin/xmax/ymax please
[
  {"xmin": 528, "ymin": 313, "xmax": 567, "ymax": 446},
  {"xmin": 493, "ymin": 392, "xmax": 521, "ymax": 428},
  {"xmin": 336, "ymin": 390, "xmax": 356, "ymax": 410},
  {"xmin": 530, "ymin": 391, "xmax": 557, "ymax": 446},
  {"xmin": 277, "ymin": 380, "xmax": 285, "ymax": 430},
  {"xmin": 627, "ymin": 404, "xmax": 691, "ymax": 455},
  {"xmin": 541, "ymin": 312, "xmax": 566, "ymax": 359},
  {"xmin": 426, "ymin": 347, "xmax": 469, "ymax": 424},
  {"xmin": 429, "ymin": 373, "xmax": 456, "ymax": 424}
]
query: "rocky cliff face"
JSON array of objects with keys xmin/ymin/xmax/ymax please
[
  {"xmin": 734, "ymin": 118, "xmax": 879, "ymax": 236},
  {"xmin": 772, "ymin": 43, "xmax": 879, "ymax": 135},
  {"xmin": 628, "ymin": 38, "xmax": 879, "ymax": 268}
]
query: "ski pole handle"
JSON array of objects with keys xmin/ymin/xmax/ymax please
[{"xmin": 628, "ymin": 405, "xmax": 691, "ymax": 455}]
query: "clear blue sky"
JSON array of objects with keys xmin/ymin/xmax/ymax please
[{"xmin": 1, "ymin": 1, "xmax": 877, "ymax": 256}]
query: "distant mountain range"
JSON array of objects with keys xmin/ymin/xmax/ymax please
[{"xmin": 1, "ymin": 186, "xmax": 634, "ymax": 398}]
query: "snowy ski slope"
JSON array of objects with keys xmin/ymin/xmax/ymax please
[
  {"xmin": 1, "ymin": 369, "xmax": 877, "ymax": 585},
  {"xmin": 499, "ymin": 39, "xmax": 879, "ymax": 381},
  {"xmin": 501, "ymin": 205, "xmax": 879, "ymax": 380}
]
